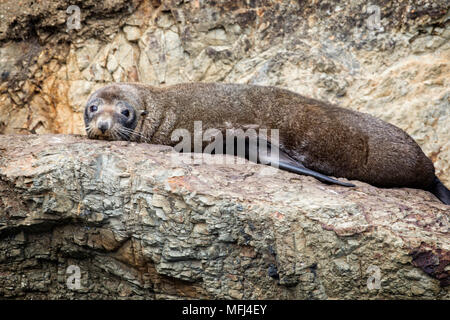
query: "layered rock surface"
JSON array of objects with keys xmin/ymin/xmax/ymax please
[{"xmin": 0, "ymin": 134, "xmax": 448, "ymax": 299}]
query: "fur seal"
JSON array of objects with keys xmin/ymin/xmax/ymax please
[{"xmin": 84, "ymin": 82, "xmax": 450, "ymax": 205}]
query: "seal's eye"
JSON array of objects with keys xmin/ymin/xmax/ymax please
[
  {"xmin": 89, "ymin": 105, "xmax": 98, "ymax": 113},
  {"xmin": 121, "ymin": 109, "xmax": 130, "ymax": 117}
]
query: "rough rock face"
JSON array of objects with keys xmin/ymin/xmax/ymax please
[
  {"xmin": 0, "ymin": 134, "xmax": 448, "ymax": 299},
  {"xmin": 0, "ymin": 0, "xmax": 449, "ymax": 186}
]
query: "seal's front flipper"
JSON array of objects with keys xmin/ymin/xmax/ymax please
[
  {"xmin": 276, "ymin": 161, "xmax": 356, "ymax": 187},
  {"xmin": 249, "ymin": 138, "xmax": 356, "ymax": 187}
]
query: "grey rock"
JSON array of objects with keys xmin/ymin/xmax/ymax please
[{"xmin": 0, "ymin": 134, "xmax": 448, "ymax": 299}]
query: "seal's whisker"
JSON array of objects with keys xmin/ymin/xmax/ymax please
[
  {"xmin": 85, "ymin": 124, "xmax": 96, "ymax": 137},
  {"xmin": 116, "ymin": 127, "xmax": 150, "ymax": 143},
  {"xmin": 114, "ymin": 127, "xmax": 131, "ymax": 141},
  {"xmin": 115, "ymin": 127, "xmax": 141, "ymax": 141}
]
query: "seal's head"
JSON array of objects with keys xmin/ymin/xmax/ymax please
[{"xmin": 84, "ymin": 84, "xmax": 142, "ymax": 141}]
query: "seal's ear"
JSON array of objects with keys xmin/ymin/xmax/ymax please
[{"xmin": 140, "ymin": 110, "xmax": 148, "ymax": 116}]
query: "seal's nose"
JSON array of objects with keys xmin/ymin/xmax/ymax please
[{"xmin": 98, "ymin": 121, "xmax": 110, "ymax": 134}]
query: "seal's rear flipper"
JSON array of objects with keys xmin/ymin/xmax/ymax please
[
  {"xmin": 244, "ymin": 137, "xmax": 355, "ymax": 187},
  {"xmin": 431, "ymin": 176, "xmax": 450, "ymax": 205}
]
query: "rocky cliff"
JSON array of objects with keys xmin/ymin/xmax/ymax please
[
  {"xmin": 0, "ymin": 0, "xmax": 449, "ymax": 299},
  {"xmin": 0, "ymin": 0, "xmax": 449, "ymax": 184},
  {"xmin": 0, "ymin": 134, "xmax": 448, "ymax": 299}
]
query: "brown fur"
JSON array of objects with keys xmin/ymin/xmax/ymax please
[{"xmin": 85, "ymin": 82, "xmax": 446, "ymax": 197}]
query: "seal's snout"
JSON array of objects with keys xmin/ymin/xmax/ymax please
[
  {"xmin": 97, "ymin": 120, "xmax": 110, "ymax": 134},
  {"xmin": 95, "ymin": 114, "xmax": 113, "ymax": 136}
]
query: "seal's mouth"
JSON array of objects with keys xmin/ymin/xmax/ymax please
[
  {"xmin": 85, "ymin": 124, "xmax": 133, "ymax": 141},
  {"xmin": 93, "ymin": 133, "xmax": 115, "ymax": 141}
]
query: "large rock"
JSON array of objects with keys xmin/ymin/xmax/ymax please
[
  {"xmin": 0, "ymin": 134, "xmax": 448, "ymax": 299},
  {"xmin": 0, "ymin": 0, "xmax": 449, "ymax": 185}
]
